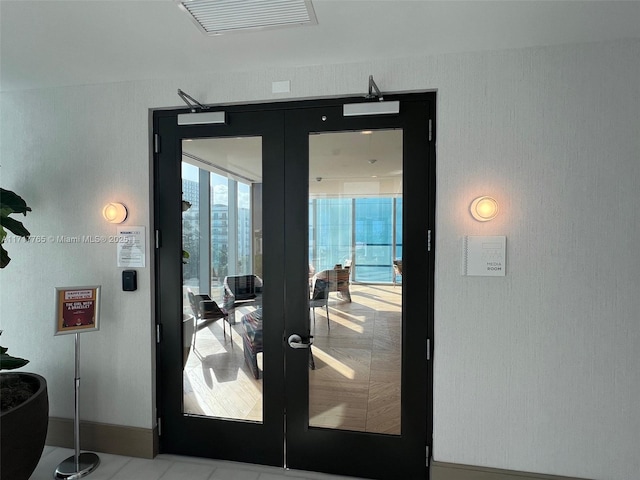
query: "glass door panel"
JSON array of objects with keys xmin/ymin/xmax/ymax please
[
  {"xmin": 308, "ymin": 129, "xmax": 403, "ymax": 434},
  {"xmin": 155, "ymin": 107, "xmax": 285, "ymax": 467},
  {"xmin": 285, "ymin": 99, "xmax": 432, "ymax": 480},
  {"xmin": 181, "ymin": 136, "xmax": 264, "ymax": 423}
]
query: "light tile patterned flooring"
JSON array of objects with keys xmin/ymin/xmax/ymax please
[
  {"xmin": 309, "ymin": 285, "xmax": 401, "ymax": 433},
  {"xmin": 30, "ymin": 446, "xmax": 369, "ymax": 480}
]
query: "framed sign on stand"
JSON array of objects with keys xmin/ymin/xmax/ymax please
[{"xmin": 53, "ymin": 286, "xmax": 102, "ymax": 479}]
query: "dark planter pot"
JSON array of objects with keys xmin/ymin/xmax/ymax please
[{"xmin": 0, "ymin": 372, "xmax": 48, "ymax": 480}]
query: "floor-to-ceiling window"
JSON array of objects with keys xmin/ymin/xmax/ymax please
[
  {"xmin": 309, "ymin": 198, "xmax": 352, "ymax": 272},
  {"xmin": 183, "ymin": 166, "xmax": 256, "ymax": 304},
  {"xmin": 308, "ymin": 196, "xmax": 402, "ymax": 283},
  {"xmin": 211, "ymin": 172, "xmax": 229, "ymax": 288}
]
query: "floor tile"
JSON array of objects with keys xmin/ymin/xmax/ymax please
[
  {"xmin": 74, "ymin": 454, "xmax": 132, "ymax": 480},
  {"xmin": 209, "ymin": 467, "xmax": 260, "ymax": 479},
  {"xmin": 160, "ymin": 461, "xmax": 216, "ymax": 479},
  {"xmin": 29, "ymin": 447, "xmax": 73, "ymax": 480},
  {"xmin": 258, "ymin": 473, "xmax": 309, "ymax": 480},
  {"xmin": 109, "ymin": 457, "xmax": 172, "ymax": 480},
  {"xmin": 29, "ymin": 448, "xmax": 131, "ymax": 480}
]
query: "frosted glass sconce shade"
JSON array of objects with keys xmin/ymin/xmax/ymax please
[
  {"xmin": 102, "ymin": 202, "xmax": 128, "ymax": 223},
  {"xmin": 470, "ymin": 196, "xmax": 498, "ymax": 222}
]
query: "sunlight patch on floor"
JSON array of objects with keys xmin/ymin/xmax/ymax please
[
  {"xmin": 311, "ymin": 346, "xmax": 356, "ymax": 379},
  {"xmin": 309, "ymin": 404, "xmax": 348, "ymax": 429},
  {"xmin": 326, "ymin": 310, "xmax": 366, "ymax": 333}
]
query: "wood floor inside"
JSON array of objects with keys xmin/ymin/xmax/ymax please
[{"xmin": 183, "ymin": 284, "xmax": 401, "ymax": 435}]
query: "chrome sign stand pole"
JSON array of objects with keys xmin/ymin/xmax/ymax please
[{"xmin": 54, "ymin": 333, "xmax": 100, "ymax": 479}]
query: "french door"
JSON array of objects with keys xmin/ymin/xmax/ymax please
[{"xmin": 154, "ymin": 94, "xmax": 435, "ymax": 479}]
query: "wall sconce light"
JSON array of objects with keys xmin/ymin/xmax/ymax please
[
  {"xmin": 470, "ymin": 196, "xmax": 498, "ymax": 222},
  {"xmin": 102, "ymin": 202, "xmax": 128, "ymax": 224}
]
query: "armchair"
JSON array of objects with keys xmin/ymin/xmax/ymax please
[
  {"xmin": 240, "ymin": 308, "xmax": 263, "ymax": 379},
  {"xmin": 309, "ymin": 277, "xmax": 330, "ymax": 330},
  {"xmin": 187, "ymin": 289, "xmax": 231, "ymax": 344},
  {"xmin": 223, "ymin": 274, "xmax": 263, "ymax": 324}
]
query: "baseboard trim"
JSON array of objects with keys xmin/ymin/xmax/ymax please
[
  {"xmin": 431, "ymin": 461, "xmax": 589, "ymax": 480},
  {"xmin": 46, "ymin": 417, "xmax": 158, "ymax": 459}
]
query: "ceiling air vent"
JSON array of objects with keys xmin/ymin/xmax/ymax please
[{"xmin": 176, "ymin": 0, "xmax": 317, "ymax": 35}]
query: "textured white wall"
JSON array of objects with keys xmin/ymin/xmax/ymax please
[
  {"xmin": 431, "ymin": 42, "xmax": 640, "ymax": 480},
  {"xmin": 1, "ymin": 39, "xmax": 638, "ymax": 480},
  {"xmin": 0, "ymin": 83, "xmax": 155, "ymax": 428}
]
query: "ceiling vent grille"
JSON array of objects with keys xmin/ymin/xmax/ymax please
[{"xmin": 176, "ymin": 0, "xmax": 317, "ymax": 35}]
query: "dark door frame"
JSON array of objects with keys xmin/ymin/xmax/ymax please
[
  {"xmin": 152, "ymin": 92, "xmax": 436, "ymax": 479},
  {"xmin": 283, "ymin": 97, "xmax": 435, "ymax": 479},
  {"xmin": 153, "ymin": 108, "xmax": 287, "ymax": 466}
]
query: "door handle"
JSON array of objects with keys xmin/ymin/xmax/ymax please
[{"xmin": 287, "ymin": 334, "xmax": 313, "ymax": 349}]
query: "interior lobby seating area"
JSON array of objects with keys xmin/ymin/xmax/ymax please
[{"xmin": 182, "ymin": 283, "xmax": 401, "ymax": 434}]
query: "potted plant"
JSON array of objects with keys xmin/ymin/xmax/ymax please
[
  {"xmin": 0, "ymin": 336, "xmax": 49, "ymax": 480},
  {"xmin": 0, "ymin": 188, "xmax": 49, "ymax": 480}
]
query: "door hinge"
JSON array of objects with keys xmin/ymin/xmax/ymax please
[
  {"xmin": 428, "ymin": 119, "xmax": 432, "ymax": 142},
  {"xmin": 427, "ymin": 229, "xmax": 432, "ymax": 252},
  {"xmin": 157, "ymin": 417, "xmax": 162, "ymax": 436},
  {"xmin": 155, "ymin": 230, "xmax": 161, "ymax": 249},
  {"xmin": 427, "ymin": 338, "xmax": 431, "ymax": 361},
  {"xmin": 426, "ymin": 445, "xmax": 430, "ymax": 466},
  {"xmin": 154, "ymin": 133, "xmax": 160, "ymax": 154},
  {"xmin": 156, "ymin": 324, "xmax": 162, "ymax": 344}
]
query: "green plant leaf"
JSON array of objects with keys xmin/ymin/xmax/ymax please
[
  {"xmin": 0, "ymin": 245, "xmax": 10, "ymax": 268},
  {"xmin": 0, "ymin": 215, "xmax": 30, "ymax": 238},
  {"xmin": 0, "ymin": 352, "xmax": 29, "ymax": 370},
  {"xmin": 0, "ymin": 188, "xmax": 32, "ymax": 215}
]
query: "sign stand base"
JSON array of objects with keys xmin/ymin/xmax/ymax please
[
  {"xmin": 54, "ymin": 333, "xmax": 100, "ymax": 479},
  {"xmin": 54, "ymin": 452, "xmax": 100, "ymax": 479}
]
